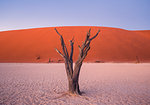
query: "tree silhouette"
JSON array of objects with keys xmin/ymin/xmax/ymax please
[{"xmin": 55, "ymin": 28, "xmax": 100, "ymax": 95}]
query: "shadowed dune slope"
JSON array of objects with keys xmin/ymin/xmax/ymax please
[{"xmin": 0, "ymin": 26, "xmax": 150, "ymax": 63}]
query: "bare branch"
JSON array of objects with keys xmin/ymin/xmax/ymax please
[
  {"xmin": 89, "ymin": 29, "xmax": 100, "ymax": 41},
  {"xmin": 73, "ymin": 29, "xmax": 100, "ymax": 82},
  {"xmin": 79, "ymin": 28, "xmax": 91, "ymax": 56},
  {"xmin": 55, "ymin": 28, "xmax": 73, "ymax": 79},
  {"xmin": 54, "ymin": 28, "xmax": 62, "ymax": 37},
  {"xmin": 69, "ymin": 38, "xmax": 74, "ymax": 61},
  {"xmin": 83, "ymin": 28, "xmax": 91, "ymax": 45},
  {"xmin": 55, "ymin": 28, "xmax": 69, "ymax": 59},
  {"xmin": 55, "ymin": 48, "xmax": 65, "ymax": 58},
  {"xmin": 87, "ymin": 28, "xmax": 91, "ymax": 37},
  {"xmin": 80, "ymin": 29, "xmax": 100, "ymax": 55},
  {"xmin": 79, "ymin": 46, "xmax": 90, "ymax": 63},
  {"xmin": 69, "ymin": 37, "xmax": 74, "ymax": 77}
]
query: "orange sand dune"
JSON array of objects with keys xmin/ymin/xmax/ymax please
[{"xmin": 0, "ymin": 26, "xmax": 150, "ymax": 63}]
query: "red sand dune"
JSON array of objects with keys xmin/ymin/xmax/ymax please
[{"xmin": 0, "ymin": 26, "xmax": 150, "ymax": 63}]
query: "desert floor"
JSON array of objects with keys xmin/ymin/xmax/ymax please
[{"xmin": 0, "ymin": 63, "xmax": 150, "ymax": 105}]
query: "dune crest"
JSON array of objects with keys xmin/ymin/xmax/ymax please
[{"xmin": 0, "ymin": 26, "xmax": 150, "ymax": 63}]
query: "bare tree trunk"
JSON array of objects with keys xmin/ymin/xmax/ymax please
[
  {"xmin": 68, "ymin": 79, "xmax": 81, "ymax": 94},
  {"xmin": 55, "ymin": 28, "xmax": 100, "ymax": 95}
]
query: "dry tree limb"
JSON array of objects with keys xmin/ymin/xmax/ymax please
[{"xmin": 55, "ymin": 28, "xmax": 100, "ymax": 95}]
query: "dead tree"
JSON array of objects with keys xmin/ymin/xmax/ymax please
[{"xmin": 55, "ymin": 28, "xmax": 100, "ymax": 95}]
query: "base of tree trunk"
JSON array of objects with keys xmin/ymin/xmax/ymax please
[{"xmin": 68, "ymin": 80, "xmax": 81, "ymax": 95}]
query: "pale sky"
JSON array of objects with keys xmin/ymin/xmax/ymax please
[{"xmin": 0, "ymin": 0, "xmax": 150, "ymax": 31}]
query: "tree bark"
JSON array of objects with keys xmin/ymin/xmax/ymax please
[
  {"xmin": 55, "ymin": 28, "xmax": 100, "ymax": 95},
  {"xmin": 69, "ymin": 79, "xmax": 81, "ymax": 95}
]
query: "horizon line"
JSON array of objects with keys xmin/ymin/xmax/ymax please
[{"xmin": 0, "ymin": 25, "xmax": 150, "ymax": 32}]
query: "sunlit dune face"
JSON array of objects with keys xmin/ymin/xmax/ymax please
[{"xmin": 0, "ymin": 26, "xmax": 150, "ymax": 63}]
